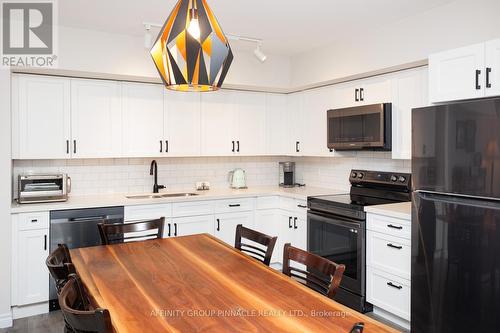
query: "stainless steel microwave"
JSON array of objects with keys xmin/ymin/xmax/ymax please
[{"xmin": 327, "ymin": 103, "xmax": 392, "ymax": 151}]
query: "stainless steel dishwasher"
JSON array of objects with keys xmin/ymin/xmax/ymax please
[{"xmin": 49, "ymin": 206, "xmax": 124, "ymax": 310}]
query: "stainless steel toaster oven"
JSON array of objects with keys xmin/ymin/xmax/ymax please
[{"xmin": 17, "ymin": 174, "xmax": 71, "ymax": 204}]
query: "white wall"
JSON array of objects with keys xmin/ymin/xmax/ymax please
[
  {"xmin": 291, "ymin": 0, "xmax": 500, "ymax": 87},
  {"xmin": 0, "ymin": 69, "xmax": 12, "ymax": 327},
  {"xmin": 56, "ymin": 26, "xmax": 291, "ymax": 89}
]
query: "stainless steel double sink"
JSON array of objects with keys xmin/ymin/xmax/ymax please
[{"xmin": 126, "ymin": 193, "xmax": 199, "ymax": 199}]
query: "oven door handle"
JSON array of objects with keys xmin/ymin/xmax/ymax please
[{"xmin": 308, "ymin": 212, "xmax": 362, "ymax": 230}]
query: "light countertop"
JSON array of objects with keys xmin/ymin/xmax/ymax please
[
  {"xmin": 364, "ymin": 201, "xmax": 411, "ymax": 220},
  {"xmin": 11, "ymin": 186, "xmax": 347, "ymax": 214}
]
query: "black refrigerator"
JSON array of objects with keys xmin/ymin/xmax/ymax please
[{"xmin": 411, "ymin": 98, "xmax": 500, "ymax": 332}]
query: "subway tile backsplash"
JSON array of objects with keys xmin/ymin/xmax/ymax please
[{"xmin": 12, "ymin": 152, "xmax": 410, "ymax": 197}]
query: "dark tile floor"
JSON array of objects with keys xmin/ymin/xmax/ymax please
[
  {"xmin": 0, "ymin": 310, "xmax": 408, "ymax": 332},
  {"xmin": 0, "ymin": 312, "xmax": 64, "ymax": 333}
]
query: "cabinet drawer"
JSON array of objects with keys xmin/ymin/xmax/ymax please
[
  {"xmin": 367, "ymin": 231, "xmax": 411, "ymax": 279},
  {"xmin": 125, "ymin": 204, "xmax": 172, "ymax": 220},
  {"xmin": 172, "ymin": 200, "xmax": 214, "ymax": 217},
  {"xmin": 280, "ymin": 197, "xmax": 308, "ymax": 212},
  {"xmin": 256, "ymin": 196, "xmax": 280, "ymax": 210},
  {"xmin": 215, "ymin": 198, "xmax": 255, "ymax": 213},
  {"xmin": 18, "ymin": 212, "xmax": 49, "ymax": 231},
  {"xmin": 366, "ymin": 267, "xmax": 410, "ymax": 321},
  {"xmin": 367, "ymin": 213, "xmax": 411, "ymax": 239}
]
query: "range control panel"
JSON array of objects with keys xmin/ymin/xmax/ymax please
[{"xmin": 349, "ymin": 170, "xmax": 411, "ymax": 188}]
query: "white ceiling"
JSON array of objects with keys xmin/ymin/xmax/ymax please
[{"xmin": 58, "ymin": 0, "xmax": 457, "ymax": 55}]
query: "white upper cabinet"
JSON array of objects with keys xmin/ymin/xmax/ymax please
[
  {"xmin": 485, "ymin": 39, "xmax": 500, "ymax": 96},
  {"xmin": 286, "ymin": 92, "xmax": 304, "ymax": 155},
  {"xmin": 390, "ymin": 67, "xmax": 428, "ymax": 160},
  {"xmin": 122, "ymin": 82, "xmax": 164, "ymax": 157},
  {"xmin": 71, "ymin": 79, "xmax": 122, "ymax": 158},
  {"xmin": 429, "ymin": 43, "xmax": 485, "ymax": 103},
  {"xmin": 332, "ymin": 76, "xmax": 391, "ymax": 109},
  {"xmin": 360, "ymin": 76, "xmax": 392, "ymax": 105},
  {"xmin": 235, "ymin": 91, "xmax": 267, "ymax": 156},
  {"xmin": 265, "ymin": 93, "xmax": 290, "ymax": 155},
  {"xmin": 12, "ymin": 75, "xmax": 71, "ymax": 159},
  {"xmin": 164, "ymin": 90, "xmax": 201, "ymax": 156},
  {"xmin": 201, "ymin": 90, "xmax": 238, "ymax": 156},
  {"xmin": 300, "ymin": 86, "xmax": 333, "ymax": 156}
]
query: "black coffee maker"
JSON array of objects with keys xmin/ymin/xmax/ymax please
[{"xmin": 279, "ymin": 162, "xmax": 296, "ymax": 188}]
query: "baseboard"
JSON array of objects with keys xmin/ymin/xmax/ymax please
[
  {"xmin": 373, "ymin": 307, "xmax": 410, "ymax": 331},
  {"xmin": 0, "ymin": 311, "xmax": 13, "ymax": 329},
  {"xmin": 12, "ymin": 302, "xmax": 49, "ymax": 320}
]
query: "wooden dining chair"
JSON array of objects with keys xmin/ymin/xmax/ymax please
[
  {"xmin": 46, "ymin": 244, "xmax": 76, "ymax": 293},
  {"xmin": 59, "ymin": 274, "xmax": 113, "ymax": 333},
  {"xmin": 97, "ymin": 217, "xmax": 165, "ymax": 245},
  {"xmin": 234, "ymin": 224, "xmax": 277, "ymax": 266},
  {"xmin": 282, "ymin": 243, "xmax": 346, "ymax": 299}
]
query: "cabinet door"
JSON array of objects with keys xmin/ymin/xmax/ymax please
[
  {"xmin": 173, "ymin": 215, "xmax": 214, "ymax": 237},
  {"xmin": 164, "ymin": 90, "xmax": 201, "ymax": 156},
  {"xmin": 71, "ymin": 79, "xmax": 122, "ymax": 158},
  {"xmin": 122, "ymin": 82, "xmax": 164, "ymax": 157},
  {"xmin": 214, "ymin": 211, "xmax": 254, "ymax": 245},
  {"xmin": 14, "ymin": 75, "xmax": 71, "ymax": 159},
  {"xmin": 391, "ymin": 68, "xmax": 428, "ymax": 160},
  {"xmin": 332, "ymin": 81, "xmax": 360, "ymax": 109},
  {"xmin": 254, "ymin": 209, "xmax": 281, "ymax": 264},
  {"xmin": 286, "ymin": 92, "xmax": 303, "ymax": 155},
  {"xmin": 265, "ymin": 93, "xmax": 290, "ymax": 155},
  {"xmin": 429, "ymin": 43, "xmax": 485, "ymax": 103},
  {"xmin": 360, "ymin": 76, "xmax": 392, "ymax": 105},
  {"xmin": 17, "ymin": 229, "xmax": 49, "ymax": 305},
  {"xmin": 201, "ymin": 90, "xmax": 237, "ymax": 155},
  {"xmin": 485, "ymin": 38, "xmax": 500, "ymax": 97},
  {"xmin": 235, "ymin": 91, "xmax": 267, "ymax": 155},
  {"xmin": 300, "ymin": 86, "xmax": 333, "ymax": 156}
]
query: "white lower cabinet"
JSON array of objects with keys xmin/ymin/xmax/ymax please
[
  {"xmin": 214, "ymin": 211, "xmax": 254, "ymax": 245},
  {"xmin": 172, "ymin": 215, "xmax": 214, "ymax": 237},
  {"xmin": 254, "ymin": 209, "xmax": 281, "ymax": 263},
  {"xmin": 366, "ymin": 266, "xmax": 410, "ymax": 321},
  {"xmin": 366, "ymin": 211, "xmax": 411, "ymax": 323},
  {"xmin": 124, "ymin": 204, "xmax": 172, "ymax": 238},
  {"xmin": 12, "ymin": 212, "xmax": 50, "ymax": 307}
]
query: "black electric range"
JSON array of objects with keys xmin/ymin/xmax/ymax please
[{"xmin": 307, "ymin": 170, "xmax": 411, "ymax": 313}]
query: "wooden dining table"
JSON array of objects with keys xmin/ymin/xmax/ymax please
[{"xmin": 70, "ymin": 234, "xmax": 400, "ymax": 333}]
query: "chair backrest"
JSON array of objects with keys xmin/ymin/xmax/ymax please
[
  {"xmin": 235, "ymin": 224, "xmax": 277, "ymax": 266},
  {"xmin": 46, "ymin": 244, "xmax": 76, "ymax": 293},
  {"xmin": 98, "ymin": 217, "xmax": 165, "ymax": 245},
  {"xmin": 282, "ymin": 243, "xmax": 346, "ymax": 299},
  {"xmin": 59, "ymin": 274, "xmax": 113, "ymax": 333}
]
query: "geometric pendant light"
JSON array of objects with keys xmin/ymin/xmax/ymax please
[{"xmin": 150, "ymin": 0, "xmax": 233, "ymax": 92}]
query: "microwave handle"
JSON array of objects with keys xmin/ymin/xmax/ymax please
[{"xmin": 66, "ymin": 176, "xmax": 72, "ymax": 194}]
